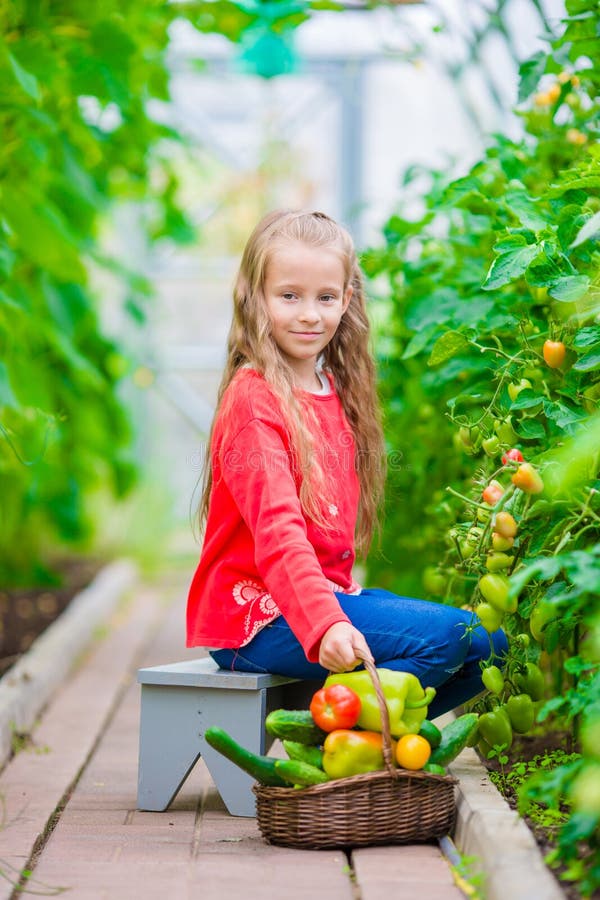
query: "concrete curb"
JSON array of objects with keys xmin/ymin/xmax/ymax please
[
  {"xmin": 450, "ymin": 746, "xmax": 565, "ymax": 900},
  {"xmin": 0, "ymin": 558, "xmax": 138, "ymax": 770}
]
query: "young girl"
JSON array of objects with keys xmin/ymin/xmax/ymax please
[{"xmin": 186, "ymin": 209, "xmax": 507, "ymax": 718}]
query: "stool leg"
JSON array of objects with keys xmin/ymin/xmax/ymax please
[
  {"xmin": 137, "ymin": 684, "xmax": 202, "ymax": 812},
  {"xmin": 197, "ymin": 687, "xmax": 268, "ymax": 817},
  {"xmin": 137, "ymin": 683, "xmax": 271, "ymax": 817}
]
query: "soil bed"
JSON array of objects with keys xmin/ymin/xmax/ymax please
[
  {"xmin": 477, "ymin": 731, "xmax": 598, "ymax": 900},
  {"xmin": 0, "ymin": 559, "xmax": 102, "ymax": 677}
]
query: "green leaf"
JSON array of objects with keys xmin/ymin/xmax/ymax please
[
  {"xmin": 0, "ymin": 361, "xmax": 18, "ymax": 410},
  {"xmin": 482, "ymin": 244, "xmax": 540, "ymax": 290},
  {"xmin": 565, "ymin": 549, "xmax": 600, "ymax": 594},
  {"xmin": 548, "ymin": 275, "xmax": 590, "ymax": 303},
  {"xmin": 401, "ymin": 325, "xmax": 437, "ymax": 360},
  {"xmin": 518, "ymin": 52, "xmax": 548, "ymax": 103},
  {"xmin": 543, "ymin": 400, "xmax": 588, "ymax": 429},
  {"xmin": 505, "ymin": 187, "xmax": 549, "ymax": 231},
  {"xmin": 516, "ymin": 419, "xmax": 546, "ymax": 439},
  {"xmin": 548, "ymin": 175, "xmax": 600, "ymax": 197},
  {"xmin": 427, "ymin": 331, "xmax": 469, "ymax": 366},
  {"xmin": 509, "ymin": 556, "xmax": 563, "ymax": 595},
  {"xmin": 7, "ymin": 50, "xmax": 40, "ymax": 101},
  {"xmin": 573, "ymin": 326, "xmax": 600, "ymax": 349},
  {"xmin": 510, "ymin": 389, "xmax": 543, "ymax": 410},
  {"xmin": 573, "ymin": 349, "xmax": 600, "ymax": 372},
  {"xmin": 493, "ymin": 233, "xmax": 529, "ymax": 254},
  {"xmin": 570, "ymin": 209, "xmax": 600, "ymax": 248}
]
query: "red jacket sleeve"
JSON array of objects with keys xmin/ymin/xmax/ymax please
[{"xmin": 218, "ymin": 416, "xmax": 351, "ymax": 662}]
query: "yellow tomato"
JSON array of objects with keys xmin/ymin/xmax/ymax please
[{"xmin": 395, "ymin": 734, "xmax": 431, "ymax": 770}]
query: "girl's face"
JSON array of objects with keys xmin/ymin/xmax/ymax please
[{"xmin": 263, "ymin": 240, "xmax": 352, "ymax": 388}]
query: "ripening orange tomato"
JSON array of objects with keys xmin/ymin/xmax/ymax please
[
  {"xmin": 543, "ymin": 340, "xmax": 566, "ymax": 369},
  {"xmin": 512, "ymin": 463, "xmax": 544, "ymax": 494},
  {"xmin": 494, "ymin": 511, "xmax": 518, "ymax": 539},
  {"xmin": 482, "ymin": 479, "xmax": 504, "ymax": 505},
  {"xmin": 395, "ymin": 734, "xmax": 431, "ymax": 770}
]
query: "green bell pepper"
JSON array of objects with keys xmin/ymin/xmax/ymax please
[
  {"xmin": 322, "ymin": 729, "xmax": 391, "ymax": 779},
  {"xmin": 325, "ymin": 668, "xmax": 436, "ymax": 738}
]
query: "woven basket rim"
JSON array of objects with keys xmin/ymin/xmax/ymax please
[{"xmin": 253, "ymin": 766, "xmax": 458, "ymax": 798}]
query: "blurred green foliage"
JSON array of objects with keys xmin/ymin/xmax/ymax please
[{"xmin": 0, "ymin": 2, "xmax": 194, "ymax": 585}]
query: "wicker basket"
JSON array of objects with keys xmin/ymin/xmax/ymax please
[{"xmin": 253, "ymin": 657, "xmax": 457, "ymax": 849}]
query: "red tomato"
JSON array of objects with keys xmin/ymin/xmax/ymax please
[
  {"xmin": 310, "ymin": 684, "xmax": 361, "ymax": 732},
  {"xmin": 543, "ymin": 340, "xmax": 566, "ymax": 369},
  {"xmin": 501, "ymin": 448, "xmax": 524, "ymax": 465},
  {"xmin": 482, "ymin": 479, "xmax": 504, "ymax": 505},
  {"xmin": 512, "ymin": 463, "xmax": 544, "ymax": 494}
]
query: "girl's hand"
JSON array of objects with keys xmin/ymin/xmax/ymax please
[{"xmin": 318, "ymin": 622, "xmax": 374, "ymax": 672}]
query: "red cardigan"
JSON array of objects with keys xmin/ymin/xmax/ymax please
[{"xmin": 186, "ymin": 368, "xmax": 361, "ymax": 662}]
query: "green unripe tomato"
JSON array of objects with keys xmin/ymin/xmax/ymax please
[
  {"xmin": 514, "ymin": 633, "xmax": 531, "ymax": 649},
  {"xmin": 492, "ymin": 533, "xmax": 514, "ymax": 552},
  {"xmin": 494, "ymin": 418, "xmax": 518, "ymax": 445},
  {"xmin": 482, "ymin": 436, "xmax": 501, "ymax": 458},
  {"xmin": 477, "ymin": 737, "xmax": 494, "ymax": 759},
  {"xmin": 514, "ymin": 662, "xmax": 545, "ymax": 701},
  {"xmin": 477, "ymin": 504, "xmax": 492, "ymax": 523},
  {"xmin": 478, "ymin": 707, "xmax": 513, "ymax": 750},
  {"xmin": 458, "ymin": 426, "xmax": 474, "ymax": 448},
  {"xmin": 529, "ymin": 602, "xmax": 558, "ymax": 644},
  {"xmin": 522, "ymin": 366, "xmax": 545, "ymax": 388},
  {"xmin": 476, "ymin": 602, "xmax": 504, "ymax": 633},
  {"xmin": 485, "ymin": 553, "xmax": 514, "ymax": 572},
  {"xmin": 479, "ymin": 573, "xmax": 517, "ymax": 614},
  {"xmin": 506, "ymin": 694, "xmax": 535, "ymax": 734},
  {"xmin": 459, "ymin": 541, "xmax": 476, "ymax": 560},
  {"xmin": 508, "ymin": 379, "xmax": 532, "ymax": 402},
  {"xmin": 481, "ymin": 665, "xmax": 504, "ymax": 696}
]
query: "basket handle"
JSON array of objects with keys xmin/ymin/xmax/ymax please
[{"xmin": 354, "ymin": 651, "xmax": 398, "ymax": 778}]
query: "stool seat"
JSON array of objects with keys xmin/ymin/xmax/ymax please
[{"xmin": 137, "ymin": 657, "xmax": 319, "ymax": 817}]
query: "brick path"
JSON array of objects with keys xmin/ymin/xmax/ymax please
[{"xmin": 0, "ymin": 567, "xmax": 465, "ymax": 899}]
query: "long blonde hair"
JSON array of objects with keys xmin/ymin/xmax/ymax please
[{"xmin": 199, "ymin": 209, "xmax": 386, "ymax": 555}]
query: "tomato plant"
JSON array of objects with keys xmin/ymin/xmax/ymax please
[{"xmin": 365, "ymin": 0, "xmax": 600, "ymax": 891}]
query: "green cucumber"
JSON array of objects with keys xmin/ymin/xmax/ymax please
[
  {"xmin": 265, "ymin": 709, "xmax": 327, "ymax": 745},
  {"xmin": 282, "ymin": 740, "xmax": 324, "ymax": 769},
  {"xmin": 423, "ymin": 762, "xmax": 447, "ymax": 776},
  {"xmin": 418, "ymin": 720, "xmax": 442, "ymax": 749},
  {"xmin": 204, "ymin": 726, "xmax": 287, "ymax": 787},
  {"xmin": 429, "ymin": 713, "xmax": 479, "ymax": 767},
  {"xmin": 274, "ymin": 759, "xmax": 330, "ymax": 786}
]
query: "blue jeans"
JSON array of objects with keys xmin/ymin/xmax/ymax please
[{"xmin": 210, "ymin": 588, "xmax": 508, "ymax": 718}]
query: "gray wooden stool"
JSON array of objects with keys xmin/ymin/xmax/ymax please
[{"xmin": 137, "ymin": 657, "xmax": 319, "ymax": 817}]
